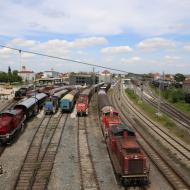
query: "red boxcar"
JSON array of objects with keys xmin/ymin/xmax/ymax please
[{"xmin": 107, "ymin": 124, "xmax": 149, "ymax": 187}]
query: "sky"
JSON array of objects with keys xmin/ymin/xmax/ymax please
[{"xmin": 0, "ymin": 0, "xmax": 190, "ymax": 74}]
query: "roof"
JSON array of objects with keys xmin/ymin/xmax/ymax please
[
  {"xmin": 111, "ymin": 124, "xmax": 134, "ymax": 136},
  {"xmin": 61, "ymin": 94, "xmax": 74, "ymax": 101},
  {"xmin": 183, "ymin": 79, "xmax": 190, "ymax": 84},
  {"xmin": 121, "ymin": 138, "xmax": 139, "ymax": 149},
  {"xmin": 1, "ymin": 110, "xmax": 17, "ymax": 116},
  {"xmin": 32, "ymin": 93, "xmax": 47, "ymax": 100},
  {"xmin": 15, "ymin": 97, "xmax": 37, "ymax": 109},
  {"xmin": 102, "ymin": 106, "xmax": 117, "ymax": 113},
  {"xmin": 53, "ymin": 89, "xmax": 68, "ymax": 98},
  {"xmin": 18, "ymin": 71, "xmax": 34, "ymax": 74},
  {"xmin": 101, "ymin": 70, "xmax": 111, "ymax": 74},
  {"xmin": 80, "ymin": 88, "xmax": 92, "ymax": 96}
]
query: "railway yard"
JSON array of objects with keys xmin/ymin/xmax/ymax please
[{"xmin": 0, "ymin": 81, "xmax": 190, "ymax": 190}]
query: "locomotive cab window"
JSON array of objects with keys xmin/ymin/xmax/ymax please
[
  {"xmin": 126, "ymin": 148, "xmax": 140, "ymax": 154},
  {"xmin": 113, "ymin": 112, "xmax": 118, "ymax": 116}
]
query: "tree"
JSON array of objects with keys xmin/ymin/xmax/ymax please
[{"xmin": 174, "ymin": 73, "xmax": 185, "ymax": 82}]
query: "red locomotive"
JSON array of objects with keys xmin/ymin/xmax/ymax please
[
  {"xmin": 76, "ymin": 87, "xmax": 93, "ymax": 116},
  {"xmin": 0, "ymin": 93, "xmax": 47, "ymax": 144},
  {"xmin": 98, "ymin": 90, "xmax": 150, "ymax": 188},
  {"xmin": 0, "ymin": 110, "xmax": 26, "ymax": 144}
]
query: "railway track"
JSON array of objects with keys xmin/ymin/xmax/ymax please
[
  {"xmin": 143, "ymin": 84, "xmax": 190, "ymax": 130},
  {"xmin": 77, "ymin": 117, "xmax": 100, "ymax": 190},
  {"xmin": 14, "ymin": 113, "xmax": 68, "ymax": 190},
  {"xmin": 123, "ymin": 86, "xmax": 190, "ymax": 167},
  {"xmin": 142, "ymin": 89, "xmax": 190, "ymax": 130},
  {"xmin": 110, "ymin": 84, "xmax": 190, "ymax": 190},
  {"xmin": 0, "ymin": 99, "xmax": 19, "ymax": 112}
]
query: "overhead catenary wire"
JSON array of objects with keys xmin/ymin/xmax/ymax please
[{"xmin": 0, "ymin": 44, "xmax": 128, "ymax": 74}]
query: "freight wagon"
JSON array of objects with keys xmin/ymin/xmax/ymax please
[{"xmin": 60, "ymin": 89, "xmax": 79, "ymax": 112}]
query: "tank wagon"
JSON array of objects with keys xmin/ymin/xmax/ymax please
[
  {"xmin": 98, "ymin": 90, "xmax": 150, "ymax": 188},
  {"xmin": 60, "ymin": 89, "xmax": 79, "ymax": 112},
  {"xmin": 0, "ymin": 93, "xmax": 47, "ymax": 144},
  {"xmin": 100, "ymin": 83, "xmax": 111, "ymax": 92},
  {"xmin": 44, "ymin": 89, "xmax": 68, "ymax": 114}
]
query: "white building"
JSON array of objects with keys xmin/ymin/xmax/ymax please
[
  {"xmin": 43, "ymin": 71, "xmax": 59, "ymax": 78},
  {"xmin": 18, "ymin": 66, "xmax": 35, "ymax": 82},
  {"xmin": 99, "ymin": 70, "xmax": 112, "ymax": 83}
]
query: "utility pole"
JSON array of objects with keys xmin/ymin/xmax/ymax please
[
  {"xmin": 92, "ymin": 67, "xmax": 95, "ymax": 103},
  {"xmin": 156, "ymin": 73, "xmax": 163, "ymax": 117},
  {"xmin": 19, "ymin": 50, "xmax": 22, "ymax": 71}
]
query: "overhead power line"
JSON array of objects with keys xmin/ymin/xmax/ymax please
[{"xmin": 0, "ymin": 44, "xmax": 128, "ymax": 74}]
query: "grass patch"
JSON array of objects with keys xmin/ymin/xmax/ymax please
[
  {"xmin": 150, "ymin": 85, "xmax": 190, "ymax": 117},
  {"xmin": 125, "ymin": 88, "xmax": 190, "ymax": 144},
  {"xmin": 173, "ymin": 102, "xmax": 190, "ymax": 117}
]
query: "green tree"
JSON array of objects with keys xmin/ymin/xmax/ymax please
[{"xmin": 174, "ymin": 73, "xmax": 185, "ymax": 82}]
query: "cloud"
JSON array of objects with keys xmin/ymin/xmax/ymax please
[
  {"xmin": 1, "ymin": 0, "xmax": 190, "ymax": 36},
  {"xmin": 184, "ymin": 44, "xmax": 190, "ymax": 51},
  {"xmin": 164, "ymin": 55, "xmax": 180, "ymax": 60},
  {"xmin": 137, "ymin": 38, "xmax": 176, "ymax": 50},
  {"xmin": 121, "ymin": 56, "xmax": 142, "ymax": 64},
  {"xmin": 0, "ymin": 47, "xmax": 12, "ymax": 54},
  {"xmin": 101, "ymin": 46, "xmax": 132, "ymax": 55},
  {"xmin": 9, "ymin": 38, "xmax": 37, "ymax": 47},
  {"xmin": 0, "ymin": 37, "xmax": 108, "ymax": 71}
]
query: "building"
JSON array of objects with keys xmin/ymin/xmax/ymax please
[
  {"xmin": 99, "ymin": 70, "xmax": 112, "ymax": 83},
  {"xmin": 43, "ymin": 70, "xmax": 59, "ymax": 78},
  {"xmin": 18, "ymin": 66, "xmax": 35, "ymax": 82},
  {"xmin": 183, "ymin": 79, "xmax": 190, "ymax": 93},
  {"xmin": 164, "ymin": 74, "xmax": 174, "ymax": 82},
  {"xmin": 69, "ymin": 73, "xmax": 98, "ymax": 85},
  {"xmin": 151, "ymin": 72, "xmax": 161, "ymax": 80}
]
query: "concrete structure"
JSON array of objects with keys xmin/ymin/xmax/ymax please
[
  {"xmin": 183, "ymin": 79, "xmax": 190, "ymax": 93},
  {"xmin": 43, "ymin": 70, "xmax": 59, "ymax": 78},
  {"xmin": 18, "ymin": 66, "xmax": 35, "ymax": 82},
  {"xmin": 99, "ymin": 70, "xmax": 112, "ymax": 83},
  {"xmin": 69, "ymin": 73, "xmax": 98, "ymax": 85},
  {"xmin": 35, "ymin": 78, "xmax": 67, "ymax": 86}
]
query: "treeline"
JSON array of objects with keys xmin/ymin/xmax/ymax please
[
  {"xmin": 161, "ymin": 86, "xmax": 185, "ymax": 103},
  {"xmin": 0, "ymin": 70, "xmax": 22, "ymax": 83}
]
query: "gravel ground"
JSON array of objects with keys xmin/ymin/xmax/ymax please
[
  {"xmin": 48, "ymin": 113, "xmax": 81, "ymax": 190},
  {"xmin": 148, "ymin": 161, "xmax": 173, "ymax": 190},
  {"xmin": 0, "ymin": 116, "xmax": 43, "ymax": 190},
  {"xmin": 86, "ymin": 104, "xmax": 120, "ymax": 190}
]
